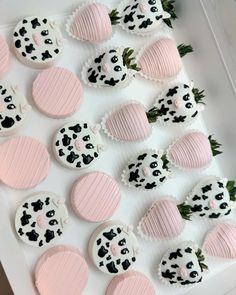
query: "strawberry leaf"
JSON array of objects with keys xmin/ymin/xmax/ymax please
[
  {"xmin": 177, "ymin": 202, "xmax": 192, "ymax": 221},
  {"xmin": 226, "ymin": 180, "xmax": 236, "ymax": 201},
  {"xmin": 146, "ymin": 107, "xmax": 162, "ymax": 123},
  {"xmin": 192, "ymin": 88, "xmax": 206, "ymax": 105},
  {"xmin": 196, "ymin": 248, "xmax": 208, "ymax": 272},
  {"xmin": 177, "ymin": 44, "xmax": 194, "ymax": 57},
  {"xmin": 122, "ymin": 48, "xmax": 141, "ymax": 71},
  {"xmin": 161, "ymin": 154, "xmax": 170, "ymax": 170},
  {"xmin": 161, "ymin": 0, "xmax": 177, "ymax": 28},
  {"xmin": 109, "ymin": 9, "xmax": 122, "ymax": 25},
  {"xmin": 208, "ymin": 135, "xmax": 223, "ymax": 157}
]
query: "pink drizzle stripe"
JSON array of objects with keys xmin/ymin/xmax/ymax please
[
  {"xmin": 33, "ymin": 67, "xmax": 83, "ymax": 118},
  {"xmin": 203, "ymin": 223, "xmax": 236, "ymax": 259},
  {"xmin": 105, "ymin": 103, "xmax": 151, "ymax": 141},
  {"xmin": 35, "ymin": 245, "xmax": 88, "ymax": 295},
  {"xmin": 70, "ymin": 3, "xmax": 112, "ymax": 42},
  {"xmin": 140, "ymin": 199, "xmax": 184, "ymax": 239},
  {"xmin": 138, "ymin": 38, "xmax": 182, "ymax": 80},
  {"xmin": 106, "ymin": 271, "xmax": 155, "ymax": 295},
  {"xmin": 169, "ymin": 132, "xmax": 212, "ymax": 169},
  {"xmin": 0, "ymin": 36, "xmax": 10, "ymax": 78},
  {"xmin": 0, "ymin": 136, "xmax": 50, "ymax": 189},
  {"xmin": 71, "ymin": 172, "xmax": 121, "ymax": 222}
]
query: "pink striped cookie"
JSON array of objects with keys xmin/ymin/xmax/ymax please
[
  {"xmin": 0, "ymin": 136, "xmax": 50, "ymax": 189},
  {"xmin": 106, "ymin": 271, "xmax": 156, "ymax": 295},
  {"xmin": 0, "ymin": 36, "xmax": 10, "ymax": 78},
  {"xmin": 71, "ymin": 171, "xmax": 121, "ymax": 222},
  {"xmin": 33, "ymin": 67, "xmax": 83, "ymax": 119},
  {"xmin": 35, "ymin": 245, "xmax": 89, "ymax": 295}
]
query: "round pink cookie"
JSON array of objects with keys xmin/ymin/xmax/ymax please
[
  {"xmin": 106, "ymin": 271, "xmax": 156, "ymax": 295},
  {"xmin": 32, "ymin": 67, "xmax": 83, "ymax": 119},
  {"xmin": 35, "ymin": 245, "xmax": 89, "ymax": 295},
  {"xmin": 71, "ymin": 171, "xmax": 121, "ymax": 222},
  {"xmin": 0, "ymin": 36, "xmax": 10, "ymax": 78},
  {"xmin": 0, "ymin": 136, "xmax": 50, "ymax": 189}
]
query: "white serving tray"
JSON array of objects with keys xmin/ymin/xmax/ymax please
[{"xmin": 1, "ymin": 0, "xmax": 236, "ymax": 294}]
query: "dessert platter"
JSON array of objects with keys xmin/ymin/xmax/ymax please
[{"xmin": 1, "ymin": 0, "xmax": 236, "ymax": 294}]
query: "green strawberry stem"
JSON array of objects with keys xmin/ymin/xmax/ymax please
[
  {"xmin": 226, "ymin": 180, "xmax": 236, "ymax": 201},
  {"xmin": 161, "ymin": 154, "xmax": 170, "ymax": 170},
  {"xmin": 109, "ymin": 9, "xmax": 121, "ymax": 25},
  {"xmin": 177, "ymin": 44, "xmax": 194, "ymax": 57},
  {"xmin": 122, "ymin": 48, "xmax": 141, "ymax": 71},
  {"xmin": 161, "ymin": 0, "xmax": 177, "ymax": 28},
  {"xmin": 192, "ymin": 88, "xmax": 206, "ymax": 105},
  {"xmin": 146, "ymin": 107, "xmax": 162, "ymax": 123},
  {"xmin": 196, "ymin": 248, "xmax": 208, "ymax": 272},
  {"xmin": 208, "ymin": 135, "xmax": 222, "ymax": 156},
  {"xmin": 177, "ymin": 202, "xmax": 192, "ymax": 221}
]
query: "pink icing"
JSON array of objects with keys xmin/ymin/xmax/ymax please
[
  {"xmin": 208, "ymin": 200, "xmax": 217, "ymax": 209},
  {"xmin": 0, "ymin": 136, "xmax": 50, "ymax": 189},
  {"xmin": 168, "ymin": 131, "xmax": 213, "ymax": 169},
  {"xmin": 37, "ymin": 215, "xmax": 46, "ymax": 229},
  {"xmin": 0, "ymin": 36, "xmax": 10, "ymax": 78},
  {"xmin": 104, "ymin": 102, "xmax": 151, "ymax": 142},
  {"xmin": 142, "ymin": 167, "xmax": 151, "ymax": 176},
  {"xmin": 71, "ymin": 172, "xmax": 121, "ymax": 222},
  {"xmin": 174, "ymin": 98, "xmax": 182, "ymax": 109},
  {"xmin": 139, "ymin": 199, "xmax": 184, "ymax": 239},
  {"xmin": 74, "ymin": 139, "xmax": 84, "ymax": 151},
  {"xmin": 0, "ymin": 102, "xmax": 5, "ymax": 112},
  {"xmin": 179, "ymin": 268, "xmax": 188, "ymax": 279},
  {"xmin": 106, "ymin": 271, "xmax": 155, "ymax": 295},
  {"xmin": 111, "ymin": 244, "xmax": 119, "ymax": 257},
  {"xmin": 32, "ymin": 33, "xmax": 42, "ymax": 46},
  {"xmin": 69, "ymin": 3, "xmax": 112, "ymax": 43},
  {"xmin": 35, "ymin": 245, "xmax": 88, "ymax": 295},
  {"xmin": 138, "ymin": 38, "xmax": 182, "ymax": 80},
  {"xmin": 33, "ymin": 67, "xmax": 83, "ymax": 119},
  {"xmin": 139, "ymin": 3, "xmax": 148, "ymax": 13},
  {"xmin": 102, "ymin": 63, "xmax": 111, "ymax": 73},
  {"xmin": 203, "ymin": 223, "xmax": 236, "ymax": 259}
]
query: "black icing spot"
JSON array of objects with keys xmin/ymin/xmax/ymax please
[
  {"xmin": 103, "ymin": 229, "xmax": 117, "ymax": 240},
  {"xmin": 98, "ymin": 246, "xmax": 108, "ymax": 258},
  {"xmin": 67, "ymin": 152, "xmax": 79, "ymax": 163},
  {"xmin": 42, "ymin": 50, "xmax": 52, "ymax": 61},
  {"xmin": 44, "ymin": 230, "xmax": 55, "ymax": 243},
  {"xmin": 15, "ymin": 40, "xmax": 21, "ymax": 48},
  {"xmin": 62, "ymin": 134, "xmax": 71, "ymax": 146},
  {"xmin": 1, "ymin": 117, "xmax": 15, "ymax": 128},
  {"xmin": 26, "ymin": 230, "xmax": 39, "ymax": 241},
  {"xmin": 122, "ymin": 259, "xmax": 131, "ymax": 270},
  {"xmin": 20, "ymin": 211, "xmax": 31, "ymax": 226},
  {"xmin": 31, "ymin": 200, "xmax": 44, "ymax": 212},
  {"xmin": 31, "ymin": 18, "xmax": 41, "ymax": 29},
  {"xmin": 68, "ymin": 124, "xmax": 81, "ymax": 133},
  {"xmin": 19, "ymin": 27, "xmax": 27, "ymax": 37},
  {"xmin": 106, "ymin": 261, "xmax": 118, "ymax": 273}
]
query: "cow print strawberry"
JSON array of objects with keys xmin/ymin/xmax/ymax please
[
  {"xmin": 186, "ymin": 176, "xmax": 233, "ymax": 219},
  {"xmin": 53, "ymin": 121, "xmax": 104, "ymax": 169},
  {"xmin": 13, "ymin": 16, "xmax": 63, "ymax": 68},
  {"xmin": 122, "ymin": 149, "xmax": 171, "ymax": 190},
  {"xmin": 15, "ymin": 192, "xmax": 68, "ymax": 247},
  {"xmin": 0, "ymin": 83, "xmax": 31, "ymax": 136},
  {"xmin": 118, "ymin": 0, "xmax": 170, "ymax": 35},
  {"xmin": 159, "ymin": 242, "xmax": 208, "ymax": 286},
  {"xmin": 89, "ymin": 221, "xmax": 140, "ymax": 275}
]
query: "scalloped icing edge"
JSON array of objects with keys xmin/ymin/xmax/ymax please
[
  {"xmin": 117, "ymin": 0, "xmax": 169, "ymax": 37},
  {"xmin": 81, "ymin": 46, "xmax": 136, "ymax": 89},
  {"xmin": 137, "ymin": 196, "xmax": 186, "ymax": 241},
  {"xmin": 101, "ymin": 99, "xmax": 152, "ymax": 142},
  {"xmin": 136, "ymin": 34, "xmax": 183, "ymax": 83},
  {"xmin": 166, "ymin": 129, "xmax": 213, "ymax": 172},
  {"xmin": 157, "ymin": 241, "xmax": 207, "ymax": 288},
  {"xmin": 121, "ymin": 148, "xmax": 173, "ymax": 190},
  {"xmin": 65, "ymin": 0, "xmax": 116, "ymax": 44}
]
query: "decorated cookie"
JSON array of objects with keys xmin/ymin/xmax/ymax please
[
  {"xmin": 102, "ymin": 102, "xmax": 151, "ymax": 142},
  {"xmin": 158, "ymin": 241, "xmax": 208, "ymax": 286},
  {"xmin": 137, "ymin": 38, "xmax": 193, "ymax": 81},
  {"xmin": 33, "ymin": 67, "xmax": 83, "ymax": 118},
  {"xmin": 0, "ymin": 36, "xmax": 10, "ymax": 78},
  {"xmin": 88, "ymin": 221, "xmax": 140, "ymax": 275},
  {"xmin": 106, "ymin": 271, "xmax": 155, "ymax": 295},
  {"xmin": 118, "ymin": 0, "xmax": 170, "ymax": 36},
  {"xmin": 186, "ymin": 176, "xmax": 236, "ymax": 219},
  {"xmin": 13, "ymin": 16, "xmax": 63, "ymax": 68},
  {"xmin": 122, "ymin": 149, "xmax": 171, "ymax": 190},
  {"xmin": 82, "ymin": 47, "xmax": 139, "ymax": 88},
  {"xmin": 35, "ymin": 245, "xmax": 89, "ymax": 295},
  {"xmin": 203, "ymin": 223, "xmax": 236, "ymax": 259},
  {"xmin": 71, "ymin": 171, "xmax": 121, "ymax": 222},
  {"xmin": 167, "ymin": 131, "xmax": 222, "ymax": 170},
  {"xmin": 147, "ymin": 82, "xmax": 205, "ymax": 126},
  {"xmin": 53, "ymin": 121, "xmax": 104, "ymax": 170},
  {"xmin": 0, "ymin": 136, "xmax": 50, "ymax": 189},
  {"xmin": 0, "ymin": 83, "xmax": 31, "ymax": 136},
  {"xmin": 15, "ymin": 192, "xmax": 68, "ymax": 248}
]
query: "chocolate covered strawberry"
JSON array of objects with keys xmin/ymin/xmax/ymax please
[{"xmin": 82, "ymin": 47, "xmax": 140, "ymax": 88}]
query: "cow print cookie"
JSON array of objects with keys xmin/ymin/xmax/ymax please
[
  {"xmin": 186, "ymin": 176, "xmax": 236, "ymax": 219},
  {"xmin": 13, "ymin": 16, "xmax": 63, "ymax": 68},
  {"xmin": 88, "ymin": 221, "xmax": 140, "ymax": 275},
  {"xmin": 122, "ymin": 149, "xmax": 171, "ymax": 190},
  {"xmin": 118, "ymin": 0, "xmax": 171, "ymax": 36},
  {"xmin": 53, "ymin": 121, "xmax": 104, "ymax": 170},
  {"xmin": 15, "ymin": 192, "xmax": 69, "ymax": 248},
  {"xmin": 0, "ymin": 83, "xmax": 31, "ymax": 136},
  {"xmin": 158, "ymin": 241, "xmax": 208, "ymax": 287},
  {"xmin": 147, "ymin": 82, "xmax": 205, "ymax": 126},
  {"xmin": 82, "ymin": 47, "xmax": 140, "ymax": 88}
]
